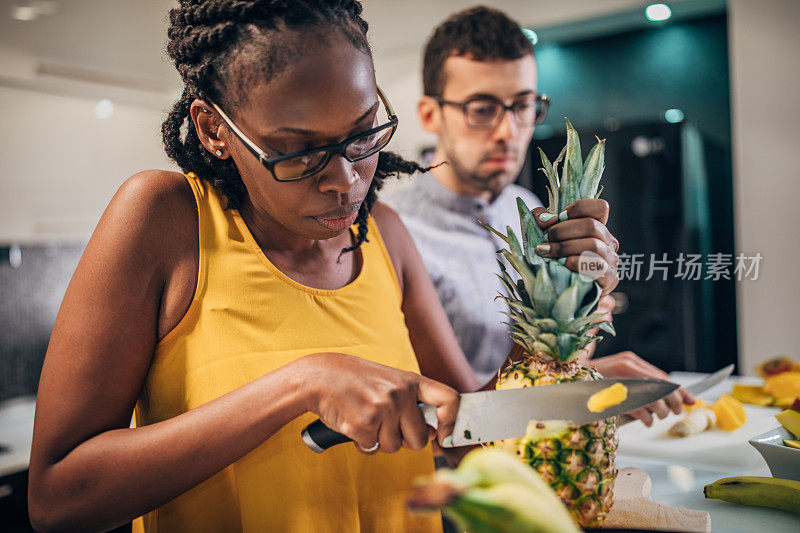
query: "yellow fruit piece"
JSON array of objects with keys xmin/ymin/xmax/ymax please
[
  {"xmin": 774, "ymin": 397, "xmax": 800, "ymax": 408},
  {"xmin": 712, "ymin": 395, "xmax": 746, "ymax": 431},
  {"xmin": 776, "ymin": 409, "xmax": 800, "ymax": 439},
  {"xmin": 764, "ymin": 372, "xmax": 800, "ymax": 399},
  {"xmin": 730, "ymin": 384, "xmax": 774, "ymax": 406},
  {"xmin": 784, "ymin": 439, "xmax": 800, "ymax": 450},
  {"xmin": 686, "ymin": 399, "xmax": 711, "ymax": 411},
  {"xmin": 586, "ymin": 382, "xmax": 628, "ymax": 413}
]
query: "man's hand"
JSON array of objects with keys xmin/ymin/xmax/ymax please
[
  {"xmin": 532, "ymin": 199, "xmax": 620, "ymax": 298},
  {"xmin": 589, "ymin": 351, "xmax": 696, "ymax": 426}
]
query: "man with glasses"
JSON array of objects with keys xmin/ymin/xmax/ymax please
[{"xmin": 381, "ymin": 6, "xmax": 693, "ymax": 423}]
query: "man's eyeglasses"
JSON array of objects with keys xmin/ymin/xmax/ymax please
[
  {"xmin": 210, "ymin": 87, "xmax": 398, "ymax": 182},
  {"xmin": 433, "ymin": 93, "xmax": 551, "ymax": 129}
]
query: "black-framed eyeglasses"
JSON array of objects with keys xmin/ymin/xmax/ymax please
[
  {"xmin": 210, "ymin": 87, "xmax": 398, "ymax": 182},
  {"xmin": 433, "ymin": 93, "xmax": 551, "ymax": 129}
]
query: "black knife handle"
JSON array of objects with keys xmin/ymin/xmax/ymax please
[{"xmin": 301, "ymin": 420, "xmax": 351, "ymax": 453}]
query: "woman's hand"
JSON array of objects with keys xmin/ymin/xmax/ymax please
[
  {"xmin": 589, "ymin": 351, "xmax": 696, "ymax": 426},
  {"xmin": 532, "ymin": 199, "xmax": 620, "ymax": 297},
  {"xmin": 303, "ymin": 353, "xmax": 460, "ymax": 454}
]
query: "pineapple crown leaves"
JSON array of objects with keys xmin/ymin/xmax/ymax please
[
  {"xmin": 538, "ymin": 118, "xmax": 606, "ymax": 213},
  {"xmin": 486, "ymin": 118, "xmax": 614, "ymax": 363}
]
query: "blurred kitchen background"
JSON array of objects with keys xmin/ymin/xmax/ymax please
[{"xmin": 0, "ymin": 1, "xmax": 798, "ymax": 526}]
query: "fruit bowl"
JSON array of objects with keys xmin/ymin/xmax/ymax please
[{"xmin": 749, "ymin": 427, "xmax": 800, "ymax": 481}]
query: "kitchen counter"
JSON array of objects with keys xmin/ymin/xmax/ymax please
[
  {"xmin": 616, "ymin": 372, "xmax": 799, "ymax": 532},
  {"xmin": 2, "ymin": 374, "xmax": 799, "ymax": 531}
]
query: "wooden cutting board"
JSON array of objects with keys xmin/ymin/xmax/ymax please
[{"xmin": 603, "ymin": 467, "xmax": 710, "ymax": 532}]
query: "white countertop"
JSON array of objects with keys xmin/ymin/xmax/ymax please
[
  {"xmin": 2, "ymin": 375, "xmax": 799, "ymax": 531},
  {"xmin": 616, "ymin": 372, "xmax": 799, "ymax": 532}
]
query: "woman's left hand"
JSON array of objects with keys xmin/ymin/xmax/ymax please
[{"xmin": 532, "ymin": 199, "xmax": 620, "ymax": 297}]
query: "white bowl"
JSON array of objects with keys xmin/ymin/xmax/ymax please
[{"xmin": 748, "ymin": 426, "xmax": 800, "ymax": 481}]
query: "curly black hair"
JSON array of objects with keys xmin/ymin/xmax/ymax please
[
  {"xmin": 422, "ymin": 6, "xmax": 534, "ymax": 97},
  {"xmin": 162, "ymin": 0, "xmax": 426, "ymax": 253}
]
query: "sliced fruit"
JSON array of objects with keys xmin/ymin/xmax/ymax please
[
  {"xmin": 784, "ymin": 439, "xmax": 800, "ymax": 450},
  {"xmin": 523, "ymin": 419, "xmax": 571, "ymax": 441},
  {"xmin": 712, "ymin": 395, "xmax": 746, "ymax": 431},
  {"xmin": 686, "ymin": 399, "xmax": 711, "ymax": 411},
  {"xmin": 730, "ymin": 384, "xmax": 773, "ymax": 406},
  {"xmin": 776, "ymin": 408, "xmax": 800, "ymax": 438},
  {"xmin": 763, "ymin": 372, "xmax": 800, "ymax": 399},
  {"xmin": 756, "ymin": 356, "xmax": 797, "ymax": 378},
  {"xmin": 774, "ymin": 397, "xmax": 799, "ymax": 408},
  {"xmin": 586, "ymin": 383, "xmax": 628, "ymax": 413}
]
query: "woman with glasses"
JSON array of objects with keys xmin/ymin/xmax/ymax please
[
  {"xmin": 28, "ymin": 2, "xmax": 471, "ymax": 532},
  {"xmin": 28, "ymin": 2, "xmax": 618, "ymax": 533}
]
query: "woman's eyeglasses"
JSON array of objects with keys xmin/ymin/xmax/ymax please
[
  {"xmin": 210, "ymin": 87, "xmax": 398, "ymax": 182},
  {"xmin": 433, "ymin": 93, "xmax": 551, "ymax": 129}
]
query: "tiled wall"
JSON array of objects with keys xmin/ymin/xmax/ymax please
[{"xmin": 0, "ymin": 244, "xmax": 84, "ymax": 402}]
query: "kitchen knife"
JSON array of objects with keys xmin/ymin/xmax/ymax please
[
  {"xmin": 301, "ymin": 377, "xmax": 678, "ymax": 453},
  {"xmin": 683, "ymin": 364, "xmax": 735, "ymax": 396},
  {"xmin": 618, "ymin": 363, "xmax": 735, "ymax": 426}
]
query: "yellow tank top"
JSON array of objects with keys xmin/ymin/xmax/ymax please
[{"xmin": 133, "ymin": 173, "xmax": 441, "ymax": 533}]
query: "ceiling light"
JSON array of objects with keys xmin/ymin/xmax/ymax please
[
  {"xmin": 10, "ymin": 6, "xmax": 38, "ymax": 21},
  {"xmin": 94, "ymin": 99, "xmax": 114, "ymax": 120},
  {"xmin": 646, "ymin": 4, "xmax": 672, "ymax": 22},
  {"xmin": 522, "ymin": 28, "xmax": 538, "ymax": 46},
  {"xmin": 664, "ymin": 108, "xmax": 684, "ymax": 123}
]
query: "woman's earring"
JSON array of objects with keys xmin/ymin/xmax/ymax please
[{"xmin": 215, "ymin": 149, "xmax": 223, "ymax": 157}]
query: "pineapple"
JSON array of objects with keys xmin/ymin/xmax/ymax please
[{"xmin": 486, "ymin": 119, "xmax": 618, "ymax": 528}]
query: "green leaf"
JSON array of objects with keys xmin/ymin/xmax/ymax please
[
  {"xmin": 595, "ymin": 184, "xmax": 604, "ymax": 199},
  {"xmin": 565, "ymin": 314, "xmax": 605, "ymax": 334},
  {"xmin": 531, "ymin": 318, "xmax": 559, "ymax": 332},
  {"xmin": 539, "ymin": 333, "xmax": 558, "ymax": 349},
  {"xmin": 502, "ymin": 249, "xmax": 536, "ymax": 299},
  {"xmin": 551, "ymin": 283, "xmax": 579, "ymax": 324},
  {"xmin": 557, "ymin": 333, "xmax": 580, "ymax": 362},
  {"xmin": 516, "ymin": 197, "xmax": 544, "ymax": 256},
  {"xmin": 547, "ymin": 261, "xmax": 572, "ymax": 295},
  {"xmin": 496, "ymin": 274, "xmax": 517, "ymax": 299},
  {"xmin": 530, "ymin": 341, "xmax": 555, "ymax": 357},
  {"xmin": 480, "ymin": 222, "xmax": 510, "ymax": 244},
  {"xmin": 581, "ymin": 137, "xmax": 605, "ymax": 199},
  {"xmin": 572, "ymin": 273, "xmax": 594, "ymax": 308},
  {"xmin": 597, "ymin": 321, "xmax": 616, "ymax": 336},
  {"xmin": 538, "ymin": 147, "xmax": 560, "ymax": 212},
  {"xmin": 576, "ymin": 281, "xmax": 602, "ymax": 318},
  {"xmin": 560, "ymin": 118, "xmax": 584, "ymax": 211},
  {"xmin": 532, "ymin": 263, "xmax": 557, "ymax": 316},
  {"xmin": 525, "ymin": 218, "xmax": 545, "ymax": 266},
  {"xmin": 506, "ymin": 227, "xmax": 523, "ymax": 258}
]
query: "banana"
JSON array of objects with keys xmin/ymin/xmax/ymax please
[
  {"xmin": 409, "ymin": 448, "xmax": 579, "ymax": 532},
  {"xmin": 704, "ymin": 476, "xmax": 800, "ymax": 514},
  {"xmin": 446, "ymin": 482, "xmax": 579, "ymax": 533}
]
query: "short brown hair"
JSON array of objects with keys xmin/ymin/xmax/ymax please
[{"xmin": 422, "ymin": 6, "xmax": 534, "ymax": 97}]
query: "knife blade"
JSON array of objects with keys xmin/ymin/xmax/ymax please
[
  {"xmin": 617, "ymin": 364, "xmax": 735, "ymax": 426},
  {"xmin": 684, "ymin": 364, "xmax": 735, "ymax": 396},
  {"xmin": 301, "ymin": 377, "xmax": 678, "ymax": 452}
]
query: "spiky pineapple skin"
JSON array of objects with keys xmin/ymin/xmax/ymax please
[{"xmin": 495, "ymin": 356, "xmax": 618, "ymax": 528}]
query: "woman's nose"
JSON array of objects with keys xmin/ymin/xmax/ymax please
[{"xmin": 317, "ymin": 154, "xmax": 359, "ymax": 194}]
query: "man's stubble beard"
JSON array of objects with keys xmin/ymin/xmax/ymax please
[{"xmin": 443, "ymin": 142, "xmax": 511, "ymax": 199}]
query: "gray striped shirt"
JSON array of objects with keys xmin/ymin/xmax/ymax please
[{"xmin": 380, "ymin": 172, "xmax": 542, "ymax": 384}]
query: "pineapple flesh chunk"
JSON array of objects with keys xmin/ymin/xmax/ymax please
[
  {"xmin": 587, "ymin": 383, "xmax": 628, "ymax": 413},
  {"xmin": 776, "ymin": 409, "xmax": 800, "ymax": 439}
]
